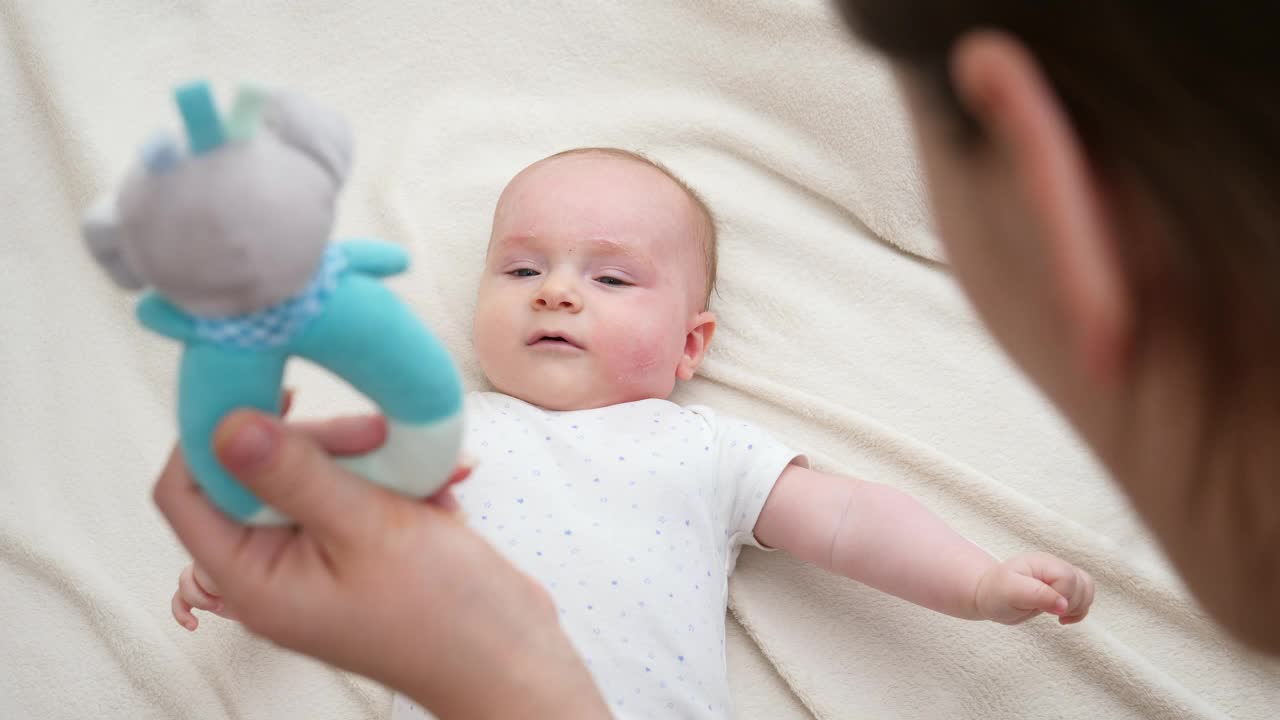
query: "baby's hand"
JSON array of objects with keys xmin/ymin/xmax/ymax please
[
  {"xmin": 974, "ymin": 552, "xmax": 1094, "ymax": 626},
  {"xmin": 172, "ymin": 563, "xmax": 234, "ymax": 631}
]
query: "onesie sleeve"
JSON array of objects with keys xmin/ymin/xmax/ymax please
[{"xmin": 696, "ymin": 407, "xmax": 808, "ymax": 567}]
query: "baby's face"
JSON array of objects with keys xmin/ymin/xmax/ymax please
[{"xmin": 474, "ymin": 153, "xmax": 711, "ymax": 411}]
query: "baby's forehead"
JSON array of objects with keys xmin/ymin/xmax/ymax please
[
  {"xmin": 495, "ymin": 155, "xmax": 698, "ymax": 244},
  {"xmin": 491, "ymin": 151, "xmax": 712, "ymax": 303},
  {"xmin": 502, "ymin": 152, "xmax": 683, "ymax": 205}
]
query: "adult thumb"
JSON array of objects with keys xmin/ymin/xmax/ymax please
[{"xmin": 214, "ymin": 410, "xmax": 384, "ymax": 547}]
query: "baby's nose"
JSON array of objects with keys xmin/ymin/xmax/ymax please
[{"xmin": 532, "ymin": 278, "xmax": 582, "ymax": 312}]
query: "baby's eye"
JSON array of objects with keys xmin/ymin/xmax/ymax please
[
  {"xmin": 595, "ymin": 276, "xmax": 631, "ymax": 287},
  {"xmin": 508, "ymin": 268, "xmax": 540, "ymax": 278}
]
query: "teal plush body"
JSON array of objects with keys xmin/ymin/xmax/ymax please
[
  {"xmin": 83, "ymin": 82, "xmax": 463, "ymax": 524},
  {"xmin": 141, "ymin": 241, "xmax": 462, "ymax": 523}
]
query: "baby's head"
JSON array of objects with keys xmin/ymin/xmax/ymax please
[{"xmin": 474, "ymin": 148, "xmax": 718, "ymax": 411}]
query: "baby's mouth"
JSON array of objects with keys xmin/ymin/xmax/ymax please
[{"xmin": 527, "ymin": 332, "xmax": 584, "ymax": 350}]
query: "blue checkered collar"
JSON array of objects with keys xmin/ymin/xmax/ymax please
[{"xmin": 194, "ymin": 245, "xmax": 348, "ymax": 349}]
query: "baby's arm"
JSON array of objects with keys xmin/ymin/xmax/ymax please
[{"xmin": 754, "ymin": 465, "xmax": 1093, "ymax": 624}]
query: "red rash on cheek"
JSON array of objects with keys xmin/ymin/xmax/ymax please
[
  {"xmin": 628, "ymin": 345, "xmax": 662, "ymax": 373},
  {"xmin": 597, "ymin": 318, "xmax": 663, "ymax": 383}
]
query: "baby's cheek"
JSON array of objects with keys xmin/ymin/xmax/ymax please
[
  {"xmin": 473, "ymin": 304, "xmax": 513, "ymax": 375},
  {"xmin": 598, "ymin": 318, "xmax": 676, "ymax": 386},
  {"xmin": 622, "ymin": 343, "xmax": 663, "ymax": 376}
]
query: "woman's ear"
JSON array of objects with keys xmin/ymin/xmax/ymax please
[
  {"xmin": 677, "ymin": 311, "xmax": 717, "ymax": 380},
  {"xmin": 952, "ymin": 31, "xmax": 1134, "ymax": 384}
]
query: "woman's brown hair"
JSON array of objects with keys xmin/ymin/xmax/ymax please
[{"xmin": 836, "ymin": 3, "xmax": 1280, "ymax": 406}]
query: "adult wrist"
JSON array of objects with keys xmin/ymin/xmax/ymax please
[{"xmin": 406, "ymin": 617, "xmax": 608, "ymax": 719}]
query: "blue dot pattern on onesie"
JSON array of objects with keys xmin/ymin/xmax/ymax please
[
  {"xmin": 422, "ymin": 392, "xmax": 803, "ymax": 720},
  {"xmin": 194, "ymin": 245, "xmax": 347, "ymax": 349}
]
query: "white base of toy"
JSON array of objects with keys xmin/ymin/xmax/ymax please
[{"xmin": 244, "ymin": 412, "xmax": 465, "ymax": 525}]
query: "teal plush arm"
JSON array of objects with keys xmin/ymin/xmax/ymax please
[
  {"xmin": 337, "ymin": 239, "xmax": 411, "ymax": 277},
  {"xmin": 136, "ymin": 292, "xmax": 197, "ymax": 342}
]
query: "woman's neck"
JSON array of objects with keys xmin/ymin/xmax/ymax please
[{"xmin": 1093, "ymin": 339, "xmax": 1280, "ymax": 652}]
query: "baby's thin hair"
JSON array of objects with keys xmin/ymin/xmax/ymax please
[{"xmin": 546, "ymin": 147, "xmax": 718, "ymax": 309}]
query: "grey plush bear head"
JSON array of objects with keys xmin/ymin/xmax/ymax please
[{"xmin": 83, "ymin": 82, "xmax": 353, "ymax": 317}]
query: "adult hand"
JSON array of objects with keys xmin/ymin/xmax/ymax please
[{"xmin": 152, "ymin": 409, "xmax": 608, "ymax": 719}]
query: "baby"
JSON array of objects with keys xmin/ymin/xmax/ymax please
[{"xmin": 174, "ymin": 147, "xmax": 1095, "ymax": 718}]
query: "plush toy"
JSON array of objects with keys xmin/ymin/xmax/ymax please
[{"xmin": 82, "ymin": 81, "xmax": 464, "ymax": 525}]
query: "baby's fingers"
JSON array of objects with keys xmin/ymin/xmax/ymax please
[
  {"xmin": 1060, "ymin": 570, "xmax": 1096, "ymax": 624},
  {"xmin": 172, "ymin": 592, "xmax": 199, "ymax": 631},
  {"xmin": 179, "ymin": 565, "xmax": 224, "ymax": 614},
  {"xmin": 1010, "ymin": 574, "xmax": 1069, "ymax": 616},
  {"xmin": 1021, "ymin": 552, "xmax": 1094, "ymax": 624}
]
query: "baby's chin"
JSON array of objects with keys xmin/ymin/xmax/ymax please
[
  {"xmin": 498, "ymin": 384, "xmax": 618, "ymax": 412},
  {"xmin": 488, "ymin": 376, "xmax": 670, "ymax": 412}
]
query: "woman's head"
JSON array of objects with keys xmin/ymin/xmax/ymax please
[{"xmin": 835, "ymin": 2, "xmax": 1280, "ymax": 648}]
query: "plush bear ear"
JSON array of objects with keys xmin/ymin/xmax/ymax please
[
  {"xmin": 261, "ymin": 90, "xmax": 353, "ymax": 187},
  {"xmin": 82, "ymin": 192, "xmax": 146, "ymax": 290}
]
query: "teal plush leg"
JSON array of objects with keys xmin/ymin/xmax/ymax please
[
  {"xmin": 178, "ymin": 345, "xmax": 287, "ymax": 523},
  {"xmin": 294, "ymin": 274, "xmax": 463, "ymax": 423},
  {"xmin": 292, "ymin": 274, "xmax": 464, "ymax": 498}
]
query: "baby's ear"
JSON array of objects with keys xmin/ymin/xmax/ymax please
[
  {"xmin": 82, "ymin": 192, "xmax": 145, "ymax": 290},
  {"xmin": 677, "ymin": 311, "xmax": 717, "ymax": 381},
  {"xmin": 261, "ymin": 91, "xmax": 353, "ymax": 187}
]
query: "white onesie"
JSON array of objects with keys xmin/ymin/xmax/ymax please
[{"xmin": 393, "ymin": 391, "xmax": 803, "ymax": 719}]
